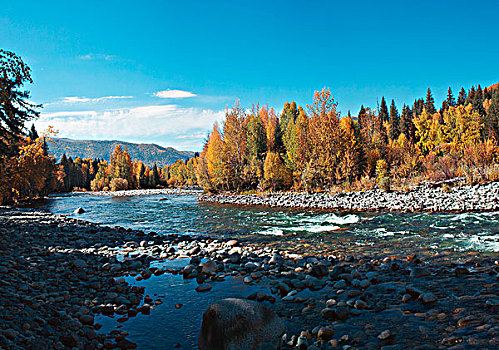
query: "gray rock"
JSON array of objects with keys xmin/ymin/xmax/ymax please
[
  {"xmin": 419, "ymin": 292, "xmax": 438, "ymax": 304},
  {"xmin": 269, "ymin": 253, "xmax": 284, "ymax": 265},
  {"xmin": 198, "ymin": 298, "xmax": 285, "ymax": 350},
  {"xmin": 73, "ymin": 207, "xmax": 85, "ymax": 214},
  {"xmin": 196, "ymin": 283, "xmax": 212, "ymax": 292},
  {"xmin": 202, "ymin": 260, "xmax": 218, "ymax": 275}
]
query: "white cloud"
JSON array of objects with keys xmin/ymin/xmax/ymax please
[
  {"xmin": 60, "ymin": 96, "xmax": 133, "ymax": 104},
  {"xmin": 35, "ymin": 104, "xmax": 224, "ymax": 151},
  {"xmin": 78, "ymin": 53, "xmax": 115, "ymax": 61},
  {"xmin": 154, "ymin": 89, "xmax": 196, "ymax": 99}
]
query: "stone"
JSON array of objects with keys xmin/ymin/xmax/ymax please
[
  {"xmin": 198, "ymin": 298, "xmax": 285, "ymax": 350},
  {"xmin": 202, "ymin": 260, "xmax": 218, "ymax": 275},
  {"xmin": 79, "ymin": 314, "xmax": 94, "ymax": 325},
  {"xmin": 269, "ymin": 253, "xmax": 284, "ymax": 265},
  {"xmin": 321, "ymin": 307, "xmax": 336, "ymax": 320},
  {"xmin": 318, "ymin": 327, "xmax": 335, "ymax": 341},
  {"xmin": 378, "ymin": 330, "xmax": 392, "ymax": 340},
  {"xmin": 225, "ymin": 240, "xmax": 239, "ymax": 247},
  {"xmin": 310, "ymin": 264, "xmax": 329, "ymax": 277},
  {"xmin": 196, "ymin": 283, "xmax": 212, "ymax": 292},
  {"xmin": 410, "ymin": 267, "xmax": 429, "ymax": 278},
  {"xmin": 73, "ymin": 207, "xmax": 85, "ymax": 214},
  {"xmin": 419, "ymin": 292, "xmax": 438, "ymax": 304},
  {"xmin": 354, "ymin": 299, "xmax": 368, "ymax": 310}
]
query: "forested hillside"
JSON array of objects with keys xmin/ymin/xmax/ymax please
[{"xmin": 49, "ymin": 138, "xmax": 194, "ymax": 168}]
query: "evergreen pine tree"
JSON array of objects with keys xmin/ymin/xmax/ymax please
[
  {"xmin": 457, "ymin": 87, "xmax": 467, "ymax": 105},
  {"xmin": 400, "ymin": 104, "xmax": 415, "ymax": 143},
  {"xmin": 28, "ymin": 124, "xmax": 39, "ymax": 140},
  {"xmin": 485, "ymin": 89, "xmax": 499, "ymax": 139},
  {"xmin": 472, "ymin": 85, "xmax": 486, "ymax": 116},
  {"xmin": 424, "ymin": 88, "xmax": 436, "ymax": 114},
  {"xmin": 379, "ymin": 97, "xmax": 389, "ymax": 122},
  {"xmin": 389, "ymin": 99, "xmax": 400, "ymax": 140},
  {"xmin": 441, "ymin": 87, "xmax": 455, "ymax": 111},
  {"xmin": 152, "ymin": 163, "xmax": 160, "ymax": 186},
  {"xmin": 466, "ymin": 86, "xmax": 475, "ymax": 106},
  {"xmin": 413, "ymin": 98, "xmax": 424, "ymax": 116},
  {"xmin": 358, "ymin": 105, "xmax": 366, "ymax": 129}
]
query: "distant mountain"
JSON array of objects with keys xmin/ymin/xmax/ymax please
[{"xmin": 48, "ymin": 138, "xmax": 195, "ymax": 168}]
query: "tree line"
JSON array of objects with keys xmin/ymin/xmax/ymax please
[
  {"xmin": 196, "ymin": 85, "xmax": 499, "ymax": 193},
  {"xmin": 57, "ymin": 145, "xmax": 199, "ymax": 192}
]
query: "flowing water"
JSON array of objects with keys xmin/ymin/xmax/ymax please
[
  {"xmin": 40, "ymin": 192, "xmax": 499, "ymax": 253},
  {"xmin": 33, "ymin": 192, "xmax": 499, "ymax": 348}
]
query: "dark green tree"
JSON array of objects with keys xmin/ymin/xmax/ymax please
[
  {"xmin": 412, "ymin": 98, "xmax": 424, "ymax": 116},
  {"xmin": 485, "ymin": 90, "xmax": 499, "ymax": 139},
  {"xmin": 400, "ymin": 104, "xmax": 415, "ymax": 143},
  {"xmin": 358, "ymin": 105, "xmax": 366, "ymax": 129},
  {"xmin": 466, "ymin": 86, "xmax": 475, "ymax": 106},
  {"xmin": 457, "ymin": 87, "xmax": 467, "ymax": 105},
  {"xmin": 389, "ymin": 99, "xmax": 400, "ymax": 140},
  {"xmin": 0, "ymin": 50, "xmax": 41, "ymax": 155},
  {"xmin": 379, "ymin": 97, "xmax": 389, "ymax": 122},
  {"xmin": 152, "ymin": 163, "xmax": 160, "ymax": 186},
  {"xmin": 28, "ymin": 123, "xmax": 39, "ymax": 140},
  {"xmin": 472, "ymin": 85, "xmax": 486, "ymax": 116},
  {"xmin": 441, "ymin": 87, "xmax": 456, "ymax": 111},
  {"xmin": 424, "ymin": 88, "xmax": 436, "ymax": 114}
]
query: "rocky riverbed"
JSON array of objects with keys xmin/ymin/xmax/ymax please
[
  {"xmin": 199, "ymin": 181, "xmax": 499, "ymax": 212},
  {"xmin": 1, "ymin": 209, "xmax": 498, "ymax": 349}
]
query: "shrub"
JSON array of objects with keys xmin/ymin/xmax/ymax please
[{"xmin": 110, "ymin": 178, "xmax": 129, "ymax": 191}]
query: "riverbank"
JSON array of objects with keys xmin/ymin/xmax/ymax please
[
  {"xmin": 1, "ymin": 208, "xmax": 498, "ymax": 349},
  {"xmin": 200, "ymin": 181, "xmax": 499, "ymax": 212}
]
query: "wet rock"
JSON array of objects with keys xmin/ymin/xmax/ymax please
[
  {"xmin": 79, "ymin": 314, "xmax": 94, "ymax": 326},
  {"xmin": 378, "ymin": 330, "xmax": 392, "ymax": 340},
  {"xmin": 196, "ymin": 283, "xmax": 212, "ymax": 292},
  {"xmin": 310, "ymin": 263, "xmax": 329, "ymax": 277},
  {"xmin": 354, "ymin": 299, "xmax": 368, "ymax": 310},
  {"xmin": 410, "ymin": 267, "xmax": 429, "ymax": 278},
  {"xmin": 73, "ymin": 207, "xmax": 85, "ymax": 214},
  {"xmin": 269, "ymin": 253, "xmax": 284, "ymax": 265},
  {"xmin": 419, "ymin": 292, "xmax": 438, "ymax": 304},
  {"xmin": 485, "ymin": 298, "xmax": 499, "ymax": 309},
  {"xmin": 202, "ymin": 260, "xmax": 218, "ymax": 275},
  {"xmin": 198, "ymin": 298, "xmax": 285, "ymax": 350},
  {"xmin": 318, "ymin": 327, "xmax": 335, "ymax": 341}
]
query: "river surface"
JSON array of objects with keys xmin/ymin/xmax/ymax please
[
  {"xmin": 33, "ymin": 192, "xmax": 499, "ymax": 348},
  {"xmin": 40, "ymin": 192, "xmax": 499, "ymax": 253}
]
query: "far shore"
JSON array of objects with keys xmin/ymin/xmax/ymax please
[{"xmin": 42, "ymin": 180, "xmax": 499, "ymax": 214}]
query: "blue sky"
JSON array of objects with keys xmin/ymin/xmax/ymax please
[{"xmin": 2, "ymin": 0, "xmax": 498, "ymax": 151}]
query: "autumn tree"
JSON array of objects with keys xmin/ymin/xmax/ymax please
[
  {"xmin": 199, "ymin": 123, "xmax": 225, "ymax": 190},
  {"xmin": 263, "ymin": 152, "xmax": 291, "ymax": 190},
  {"xmin": 110, "ymin": 145, "xmax": 133, "ymax": 188},
  {"xmin": 306, "ymin": 88, "xmax": 343, "ymax": 188},
  {"xmin": 339, "ymin": 115, "xmax": 363, "ymax": 183}
]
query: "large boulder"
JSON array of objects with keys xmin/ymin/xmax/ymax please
[{"xmin": 198, "ymin": 298, "xmax": 285, "ymax": 350}]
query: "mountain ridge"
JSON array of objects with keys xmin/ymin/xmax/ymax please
[{"xmin": 48, "ymin": 138, "xmax": 195, "ymax": 168}]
